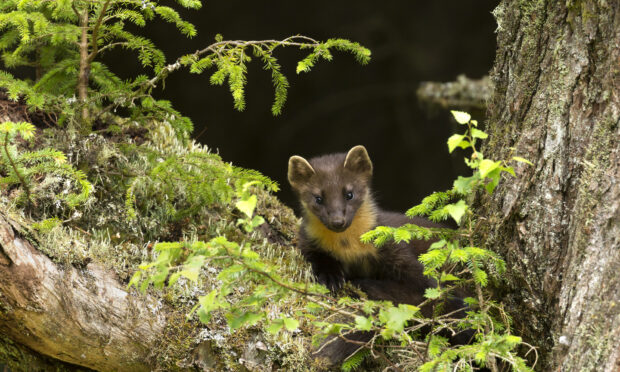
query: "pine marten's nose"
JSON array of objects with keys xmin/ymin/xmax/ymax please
[{"xmin": 331, "ymin": 218, "xmax": 345, "ymax": 229}]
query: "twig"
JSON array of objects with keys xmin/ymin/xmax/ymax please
[
  {"xmin": 141, "ymin": 35, "xmax": 320, "ymax": 90},
  {"xmin": 2, "ymin": 132, "xmax": 30, "ymax": 202}
]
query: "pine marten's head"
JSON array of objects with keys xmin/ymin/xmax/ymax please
[{"xmin": 288, "ymin": 145, "xmax": 374, "ymax": 232}]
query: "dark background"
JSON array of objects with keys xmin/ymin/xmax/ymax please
[{"xmin": 108, "ymin": 1, "xmax": 498, "ymax": 213}]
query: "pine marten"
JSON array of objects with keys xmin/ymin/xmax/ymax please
[{"xmin": 288, "ymin": 145, "xmax": 471, "ymax": 365}]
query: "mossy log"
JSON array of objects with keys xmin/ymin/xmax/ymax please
[
  {"xmin": 479, "ymin": 1, "xmax": 619, "ymax": 371},
  {"xmin": 0, "ymin": 212, "xmax": 167, "ymax": 370}
]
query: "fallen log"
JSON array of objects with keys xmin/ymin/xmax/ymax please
[{"xmin": 0, "ymin": 212, "xmax": 167, "ymax": 371}]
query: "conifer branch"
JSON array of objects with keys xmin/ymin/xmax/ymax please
[{"xmin": 143, "ymin": 35, "xmax": 322, "ymax": 89}]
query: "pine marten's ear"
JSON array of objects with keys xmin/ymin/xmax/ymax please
[
  {"xmin": 288, "ymin": 155, "xmax": 316, "ymax": 186},
  {"xmin": 344, "ymin": 145, "xmax": 373, "ymax": 177}
]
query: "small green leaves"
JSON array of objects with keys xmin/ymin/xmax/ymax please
[
  {"xmin": 453, "ymin": 175, "xmax": 477, "ymax": 194},
  {"xmin": 450, "ymin": 110, "xmax": 471, "ymax": 124},
  {"xmin": 470, "ymin": 128, "xmax": 488, "ymax": 139},
  {"xmin": 355, "ymin": 315, "xmax": 373, "ymax": 331},
  {"xmin": 267, "ymin": 317, "xmax": 299, "ymax": 334},
  {"xmin": 169, "ymin": 255, "xmax": 205, "ymax": 285},
  {"xmin": 197, "ymin": 290, "xmax": 228, "ymax": 323},
  {"xmin": 424, "ymin": 287, "xmax": 442, "ymax": 299},
  {"xmin": 447, "ymin": 134, "xmax": 470, "ymax": 153},
  {"xmin": 227, "ymin": 311, "xmax": 264, "ymax": 330},
  {"xmin": 478, "ymin": 159, "xmax": 502, "ymax": 178},
  {"xmin": 0, "ymin": 121, "xmax": 92, "ymax": 208},
  {"xmin": 236, "ymin": 194, "xmax": 257, "ymax": 218},
  {"xmin": 512, "ymin": 156, "xmax": 533, "ymax": 165},
  {"xmin": 445, "ymin": 200, "xmax": 468, "ymax": 225},
  {"xmin": 235, "ymin": 182, "xmax": 266, "ymax": 231},
  {"xmin": 378, "ymin": 304, "xmax": 419, "ymax": 336}
]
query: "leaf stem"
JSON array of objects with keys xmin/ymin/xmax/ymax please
[{"xmin": 2, "ymin": 132, "xmax": 30, "ymax": 202}]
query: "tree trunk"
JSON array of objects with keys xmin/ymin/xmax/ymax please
[
  {"xmin": 78, "ymin": 9, "xmax": 90, "ymax": 125},
  {"xmin": 481, "ymin": 1, "xmax": 619, "ymax": 371}
]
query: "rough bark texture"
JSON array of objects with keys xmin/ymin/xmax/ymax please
[
  {"xmin": 481, "ymin": 1, "xmax": 619, "ymax": 371},
  {"xmin": 0, "ymin": 213, "xmax": 167, "ymax": 371}
]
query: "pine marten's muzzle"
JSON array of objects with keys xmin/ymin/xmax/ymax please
[{"xmin": 324, "ymin": 208, "xmax": 349, "ymax": 232}]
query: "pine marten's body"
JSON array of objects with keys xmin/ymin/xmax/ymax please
[
  {"xmin": 288, "ymin": 145, "xmax": 471, "ymax": 365},
  {"xmin": 288, "ymin": 145, "xmax": 439, "ymax": 300}
]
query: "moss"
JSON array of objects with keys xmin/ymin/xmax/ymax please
[
  {"xmin": 0, "ymin": 333, "xmax": 92, "ymax": 372},
  {"xmin": 0, "ymin": 110, "xmax": 322, "ymax": 370}
]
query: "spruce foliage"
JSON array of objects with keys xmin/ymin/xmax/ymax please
[
  {"xmin": 0, "ymin": 121, "xmax": 91, "ymax": 208},
  {"xmin": 0, "ymin": 1, "xmax": 371, "ymax": 132}
]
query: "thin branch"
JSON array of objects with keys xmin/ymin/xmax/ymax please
[
  {"xmin": 2, "ymin": 132, "xmax": 30, "ymax": 202},
  {"xmin": 96, "ymin": 41, "xmax": 129, "ymax": 54},
  {"xmin": 141, "ymin": 35, "xmax": 320, "ymax": 90},
  {"xmin": 88, "ymin": 0, "xmax": 112, "ymax": 63}
]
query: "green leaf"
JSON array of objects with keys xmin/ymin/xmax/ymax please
[
  {"xmin": 267, "ymin": 319, "xmax": 284, "ymax": 335},
  {"xmin": 478, "ymin": 159, "xmax": 501, "ymax": 178},
  {"xmin": 447, "ymin": 134, "xmax": 470, "ymax": 153},
  {"xmin": 445, "ymin": 200, "xmax": 468, "ymax": 224},
  {"xmin": 464, "ymin": 297, "xmax": 478, "ymax": 307},
  {"xmin": 512, "ymin": 156, "xmax": 533, "ymax": 165},
  {"xmin": 235, "ymin": 194, "xmax": 257, "ymax": 218},
  {"xmin": 250, "ymin": 215, "xmax": 265, "ymax": 228},
  {"xmin": 128, "ymin": 271, "xmax": 142, "ymax": 289},
  {"xmin": 502, "ymin": 166, "xmax": 516, "ymax": 177},
  {"xmin": 197, "ymin": 290, "xmax": 227, "ymax": 323},
  {"xmin": 283, "ymin": 317, "xmax": 299, "ymax": 331},
  {"xmin": 453, "ymin": 175, "xmax": 476, "ymax": 195},
  {"xmin": 429, "ymin": 239, "xmax": 447, "ymax": 250},
  {"xmin": 228, "ymin": 311, "xmax": 264, "ymax": 330},
  {"xmin": 450, "ymin": 110, "xmax": 471, "ymax": 124},
  {"xmin": 424, "ymin": 287, "xmax": 442, "ymax": 299},
  {"xmin": 379, "ymin": 304, "xmax": 418, "ymax": 334},
  {"xmin": 470, "ymin": 128, "xmax": 488, "ymax": 139},
  {"xmin": 484, "ymin": 167, "xmax": 502, "ymax": 194},
  {"xmin": 267, "ymin": 319, "xmax": 284, "ymax": 334},
  {"xmin": 355, "ymin": 316, "xmax": 373, "ymax": 331}
]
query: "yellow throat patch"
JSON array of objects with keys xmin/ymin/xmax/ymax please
[{"xmin": 304, "ymin": 199, "xmax": 378, "ymax": 264}]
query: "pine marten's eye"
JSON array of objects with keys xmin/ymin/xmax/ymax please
[
  {"xmin": 345, "ymin": 191, "xmax": 354, "ymax": 200},
  {"xmin": 315, "ymin": 196, "xmax": 323, "ymax": 205}
]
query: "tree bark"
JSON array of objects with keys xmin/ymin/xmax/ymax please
[
  {"xmin": 481, "ymin": 1, "xmax": 619, "ymax": 371},
  {"xmin": 78, "ymin": 9, "xmax": 90, "ymax": 124},
  {"xmin": 0, "ymin": 213, "xmax": 167, "ymax": 371}
]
